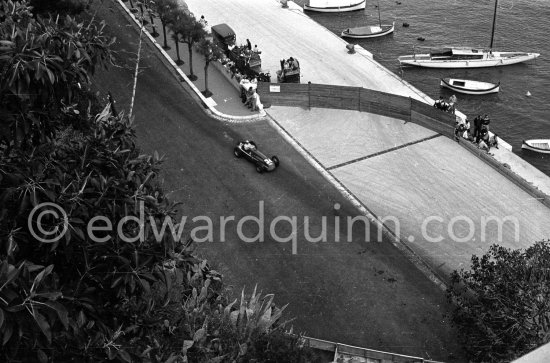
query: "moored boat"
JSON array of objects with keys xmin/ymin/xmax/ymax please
[
  {"xmin": 440, "ymin": 78, "xmax": 500, "ymax": 95},
  {"xmin": 398, "ymin": 47, "xmax": 539, "ymax": 68},
  {"xmin": 341, "ymin": 0, "xmax": 393, "ymax": 38},
  {"xmin": 303, "ymin": 0, "xmax": 366, "ymax": 12},
  {"xmin": 397, "ymin": 0, "xmax": 540, "ymax": 68},
  {"xmin": 522, "ymin": 139, "xmax": 550, "ymax": 154},
  {"xmin": 341, "ymin": 22, "xmax": 394, "ymax": 38}
]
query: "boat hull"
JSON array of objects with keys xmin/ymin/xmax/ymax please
[
  {"xmin": 399, "ymin": 51, "xmax": 539, "ymax": 68},
  {"xmin": 304, "ymin": 0, "xmax": 366, "ymax": 12},
  {"xmin": 522, "ymin": 140, "xmax": 550, "ymax": 154},
  {"xmin": 341, "ymin": 22, "xmax": 394, "ymax": 38},
  {"xmin": 440, "ymin": 78, "xmax": 500, "ymax": 95}
]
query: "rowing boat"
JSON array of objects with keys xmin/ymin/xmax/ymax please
[
  {"xmin": 521, "ymin": 139, "xmax": 550, "ymax": 154},
  {"xmin": 440, "ymin": 78, "xmax": 500, "ymax": 95},
  {"xmin": 303, "ymin": 0, "xmax": 366, "ymax": 12}
]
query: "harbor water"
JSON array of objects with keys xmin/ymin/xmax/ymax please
[{"xmin": 293, "ymin": 0, "xmax": 550, "ymax": 176}]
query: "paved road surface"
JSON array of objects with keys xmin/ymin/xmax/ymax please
[{"xmin": 91, "ymin": 1, "xmax": 465, "ymax": 360}]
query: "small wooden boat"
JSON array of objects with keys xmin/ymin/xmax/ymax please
[
  {"xmin": 522, "ymin": 139, "xmax": 550, "ymax": 154},
  {"xmin": 303, "ymin": 0, "xmax": 366, "ymax": 12},
  {"xmin": 440, "ymin": 78, "xmax": 500, "ymax": 95},
  {"xmin": 341, "ymin": 0, "xmax": 393, "ymax": 38},
  {"xmin": 341, "ymin": 22, "xmax": 394, "ymax": 38}
]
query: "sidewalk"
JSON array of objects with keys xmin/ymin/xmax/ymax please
[
  {"xmin": 181, "ymin": 0, "xmax": 550, "ymax": 279},
  {"xmin": 142, "ymin": 16, "xmax": 258, "ymax": 117}
]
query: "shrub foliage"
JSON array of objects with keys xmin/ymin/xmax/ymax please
[
  {"xmin": 447, "ymin": 241, "xmax": 550, "ymax": 362},
  {"xmin": 0, "ymin": 1, "xmax": 314, "ymax": 362}
]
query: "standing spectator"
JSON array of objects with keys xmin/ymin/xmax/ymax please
[
  {"xmin": 490, "ymin": 133, "xmax": 499, "ymax": 149},
  {"xmin": 448, "ymin": 94, "xmax": 457, "ymax": 114},
  {"xmin": 434, "ymin": 96, "xmax": 444, "ymax": 109},
  {"xmin": 454, "ymin": 121, "xmax": 466, "ymax": 141},
  {"xmin": 284, "ymin": 59, "xmax": 290, "ymax": 69},
  {"xmin": 199, "ymin": 15, "xmax": 208, "ymax": 27},
  {"xmin": 246, "ymin": 38, "xmax": 252, "ymax": 50},
  {"xmin": 449, "ymin": 94, "xmax": 457, "ymax": 104},
  {"xmin": 244, "ymin": 48, "xmax": 251, "ymax": 67},
  {"xmin": 244, "ymin": 86, "xmax": 255, "ymax": 108},
  {"xmin": 473, "ymin": 115, "xmax": 482, "ymax": 142},
  {"xmin": 251, "ymin": 91, "xmax": 259, "ymax": 111},
  {"xmin": 463, "ymin": 118, "xmax": 471, "ymax": 140},
  {"xmin": 481, "ymin": 114, "xmax": 491, "ymax": 131},
  {"xmin": 290, "ymin": 57, "xmax": 299, "ymax": 70},
  {"xmin": 253, "ymin": 44, "xmax": 261, "ymax": 54}
]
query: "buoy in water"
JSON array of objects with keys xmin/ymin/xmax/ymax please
[
  {"xmin": 403, "ymin": 22, "xmax": 409, "ymax": 27},
  {"xmin": 417, "ymin": 37, "xmax": 425, "ymax": 41},
  {"xmin": 526, "ymin": 91, "xmax": 532, "ymax": 97}
]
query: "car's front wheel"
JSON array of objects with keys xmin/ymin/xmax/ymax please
[
  {"xmin": 234, "ymin": 147, "xmax": 242, "ymax": 158},
  {"xmin": 256, "ymin": 165, "xmax": 264, "ymax": 173},
  {"xmin": 272, "ymin": 156, "xmax": 279, "ymax": 167}
]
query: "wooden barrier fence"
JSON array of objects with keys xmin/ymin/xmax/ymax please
[{"xmin": 257, "ymin": 82, "xmax": 456, "ymax": 139}]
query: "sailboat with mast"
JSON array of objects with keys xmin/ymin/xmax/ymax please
[
  {"xmin": 397, "ymin": 0, "xmax": 539, "ymax": 68},
  {"xmin": 341, "ymin": 0, "xmax": 394, "ymax": 38}
]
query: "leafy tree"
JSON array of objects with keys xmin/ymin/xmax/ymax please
[
  {"xmin": 179, "ymin": 12, "xmax": 207, "ymax": 81},
  {"xmin": 152, "ymin": 0, "xmax": 178, "ymax": 50},
  {"xmin": 144, "ymin": 1, "xmax": 159, "ymax": 37},
  {"xmin": 0, "ymin": 2, "xmax": 316, "ymax": 362},
  {"xmin": 447, "ymin": 241, "xmax": 550, "ymax": 362},
  {"xmin": 197, "ymin": 38, "xmax": 223, "ymax": 98},
  {"xmin": 0, "ymin": 0, "xmax": 112, "ymax": 153},
  {"xmin": 169, "ymin": 9, "xmax": 188, "ymax": 66}
]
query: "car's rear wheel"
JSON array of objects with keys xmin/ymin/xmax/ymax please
[
  {"xmin": 234, "ymin": 147, "xmax": 242, "ymax": 158},
  {"xmin": 272, "ymin": 156, "xmax": 279, "ymax": 167},
  {"xmin": 256, "ymin": 165, "xmax": 264, "ymax": 173}
]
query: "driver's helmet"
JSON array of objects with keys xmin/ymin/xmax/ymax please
[{"xmin": 243, "ymin": 141, "xmax": 255, "ymax": 150}]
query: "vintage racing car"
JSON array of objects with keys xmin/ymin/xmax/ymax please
[{"xmin": 234, "ymin": 140, "xmax": 279, "ymax": 173}]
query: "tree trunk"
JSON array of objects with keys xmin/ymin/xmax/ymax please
[
  {"xmin": 150, "ymin": 15, "xmax": 159, "ymax": 37},
  {"xmin": 175, "ymin": 38, "xmax": 183, "ymax": 65},
  {"xmin": 204, "ymin": 63, "xmax": 209, "ymax": 92},
  {"xmin": 187, "ymin": 43, "xmax": 195, "ymax": 79},
  {"xmin": 203, "ymin": 63, "xmax": 211, "ymax": 97},
  {"xmin": 162, "ymin": 23, "xmax": 170, "ymax": 50}
]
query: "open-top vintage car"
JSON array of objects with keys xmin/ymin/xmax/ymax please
[{"xmin": 233, "ymin": 140, "xmax": 279, "ymax": 173}]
